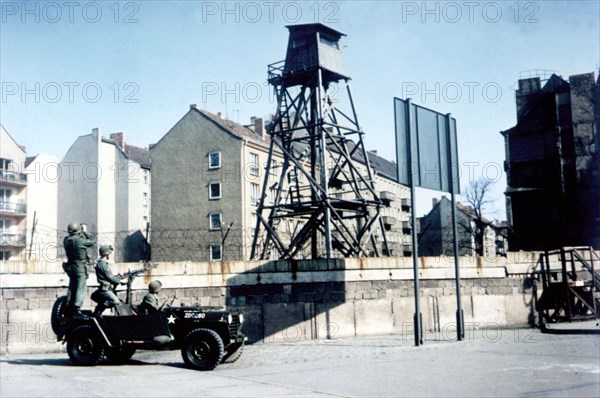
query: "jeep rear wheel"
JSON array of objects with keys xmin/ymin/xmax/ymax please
[
  {"xmin": 105, "ymin": 346, "xmax": 136, "ymax": 364},
  {"xmin": 51, "ymin": 296, "xmax": 68, "ymax": 335},
  {"xmin": 222, "ymin": 341, "xmax": 244, "ymax": 364},
  {"xmin": 181, "ymin": 328, "xmax": 224, "ymax": 371},
  {"xmin": 67, "ymin": 325, "xmax": 104, "ymax": 366}
]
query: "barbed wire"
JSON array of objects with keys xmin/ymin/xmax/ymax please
[{"xmin": 13, "ymin": 224, "xmax": 411, "ymax": 263}]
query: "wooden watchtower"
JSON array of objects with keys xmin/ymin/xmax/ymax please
[{"xmin": 250, "ymin": 24, "xmax": 388, "ymax": 260}]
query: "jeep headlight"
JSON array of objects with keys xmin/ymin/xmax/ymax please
[
  {"xmin": 239, "ymin": 314, "xmax": 244, "ymax": 324},
  {"xmin": 227, "ymin": 314, "xmax": 233, "ymax": 324}
]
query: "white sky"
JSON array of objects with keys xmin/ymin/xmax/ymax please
[{"xmin": 1, "ymin": 0, "xmax": 599, "ymax": 217}]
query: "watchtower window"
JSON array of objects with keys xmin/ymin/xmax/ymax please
[
  {"xmin": 319, "ymin": 35, "xmax": 338, "ymax": 49},
  {"xmin": 292, "ymin": 38, "xmax": 307, "ymax": 48}
]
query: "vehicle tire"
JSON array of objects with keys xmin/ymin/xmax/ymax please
[
  {"xmin": 181, "ymin": 328, "xmax": 224, "ymax": 371},
  {"xmin": 222, "ymin": 342, "xmax": 244, "ymax": 364},
  {"xmin": 51, "ymin": 296, "xmax": 68, "ymax": 335},
  {"xmin": 104, "ymin": 346, "xmax": 136, "ymax": 364},
  {"xmin": 67, "ymin": 325, "xmax": 104, "ymax": 366}
]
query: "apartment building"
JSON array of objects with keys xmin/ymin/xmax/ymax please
[
  {"xmin": 25, "ymin": 154, "xmax": 59, "ymax": 262},
  {"xmin": 150, "ymin": 106, "xmax": 412, "ymax": 262},
  {"xmin": 418, "ymin": 196, "xmax": 507, "ymax": 258},
  {"xmin": 57, "ymin": 128, "xmax": 151, "ymax": 262},
  {"xmin": 150, "ymin": 106, "xmax": 280, "ymax": 262},
  {"xmin": 0, "ymin": 125, "xmax": 28, "ymax": 261}
]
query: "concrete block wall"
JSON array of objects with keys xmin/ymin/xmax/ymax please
[{"xmin": 0, "ymin": 253, "xmax": 544, "ymax": 354}]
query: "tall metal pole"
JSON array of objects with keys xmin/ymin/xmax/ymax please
[
  {"xmin": 406, "ymin": 99, "xmax": 422, "ymax": 346},
  {"xmin": 317, "ymin": 69, "xmax": 332, "ymax": 259},
  {"xmin": 447, "ymin": 113, "xmax": 464, "ymax": 341}
]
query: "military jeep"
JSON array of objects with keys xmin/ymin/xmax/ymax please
[{"xmin": 51, "ymin": 265, "xmax": 245, "ymax": 371}]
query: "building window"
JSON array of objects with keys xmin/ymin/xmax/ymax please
[
  {"xmin": 0, "ymin": 219, "xmax": 11, "ymax": 233},
  {"xmin": 0, "ymin": 158, "xmax": 12, "ymax": 170},
  {"xmin": 209, "ymin": 244, "xmax": 222, "ymax": 261},
  {"xmin": 0, "ymin": 251, "xmax": 10, "ymax": 261},
  {"xmin": 269, "ymin": 159, "xmax": 277, "ymax": 176},
  {"xmin": 209, "ymin": 182, "xmax": 221, "ymax": 199},
  {"xmin": 0, "ymin": 189, "xmax": 12, "ymax": 202},
  {"xmin": 270, "ymin": 187, "xmax": 277, "ymax": 202},
  {"xmin": 250, "ymin": 183, "xmax": 260, "ymax": 205},
  {"xmin": 319, "ymin": 35, "xmax": 338, "ymax": 49},
  {"xmin": 209, "ymin": 213, "xmax": 222, "ymax": 230},
  {"xmin": 143, "ymin": 192, "xmax": 148, "ymax": 207},
  {"xmin": 143, "ymin": 170, "xmax": 149, "ymax": 184},
  {"xmin": 209, "ymin": 151, "xmax": 221, "ymax": 169},
  {"xmin": 249, "ymin": 153, "xmax": 259, "ymax": 176}
]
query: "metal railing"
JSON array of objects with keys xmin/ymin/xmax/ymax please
[
  {"xmin": 0, "ymin": 233, "xmax": 26, "ymax": 247},
  {"xmin": 0, "ymin": 201, "xmax": 27, "ymax": 214},
  {"xmin": 0, "ymin": 169, "xmax": 27, "ymax": 184}
]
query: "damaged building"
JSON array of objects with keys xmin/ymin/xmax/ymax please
[{"xmin": 501, "ymin": 72, "xmax": 600, "ymax": 250}]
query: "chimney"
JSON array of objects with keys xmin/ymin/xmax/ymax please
[
  {"xmin": 369, "ymin": 149, "xmax": 378, "ymax": 155},
  {"xmin": 516, "ymin": 77, "xmax": 541, "ymax": 121},
  {"xmin": 217, "ymin": 112, "xmax": 223, "ymax": 119},
  {"xmin": 432, "ymin": 198, "xmax": 439, "ymax": 208},
  {"xmin": 92, "ymin": 128, "xmax": 101, "ymax": 144},
  {"xmin": 110, "ymin": 132, "xmax": 124, "ymax": 148},
  {"xmin": 255, "ymin": 117, "xmax": 265, "ymax": 140},
  {"xmin": 190, "ymin": 104, "xmax": 197, "ymax": 109}
]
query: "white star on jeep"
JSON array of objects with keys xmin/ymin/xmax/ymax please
[{"xmin": 167, "ymin": 315, "xmax": 176, "ymax": 324}]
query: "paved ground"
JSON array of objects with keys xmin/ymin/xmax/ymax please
[{"xmin": 1, "ymin": 328, "xmax": 599, "ymax": 397}]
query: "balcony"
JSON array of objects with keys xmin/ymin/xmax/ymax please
[
  {"xmin": 380, "ymin": 191, "xmax": 396, "ymax": 206},
  {"xmin": 402, "ymin": 221, "xmax": 412, "ymax": 232},
  {"xmin": 0, "ymin": 201, "xmax": 27, "ymax": 216},
  {"xmin": 0, "ymin": 169, "xmax": 27, "ymax": 186},
  {"xmin": 401, "ymin": 198, "xmax": 411, "ymax": 209},
  {"xmin": 381, "ymin": 216, "xmax": 397, "ymax": 229},
  {"xmin": 0, "ymin": 234, "xmax": 26, "ymax": 247}
]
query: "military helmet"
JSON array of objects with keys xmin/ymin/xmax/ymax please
[
  {"xmin": 67, "ymin": 223, "xmax": 81, "ymax": 235},
  {"xmin": 149, "ymin": 280, "xmax": 162, "ymax": 293},
  {"xmin": 99, "ymin": 245, "xmax": 113, "ymax": 256}
]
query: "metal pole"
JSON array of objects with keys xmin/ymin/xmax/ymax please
[
  {"xmin": 405, "ymin": 98, "xmax": 422, "ymax": 346},
  {"xmin": 316, "ymin": 68, "xmax": 332, "ymax": 259},
  {"xmin": 447, "ymin": 113, "xmax": 464, "ymax": 341}
]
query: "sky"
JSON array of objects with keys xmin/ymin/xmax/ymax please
[{"xmin": 1, "ymin": 0, "xmax": 599, "ymax": 218}]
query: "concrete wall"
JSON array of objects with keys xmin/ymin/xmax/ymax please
[{"xmin": 0, "ymin": 252, "xmax": 546, "ymax": 354}]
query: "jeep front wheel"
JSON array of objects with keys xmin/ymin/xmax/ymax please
[
  {"xmin": 181, "ymin": 328, "xmax": 224, "ymax": 371},
  {"xmin": 222, "ymin": 342, "xmax": 244, "ymax": 364},
  {"xmin": 67, "ymin": 325, "xmax": 104, "ymax": 366}
]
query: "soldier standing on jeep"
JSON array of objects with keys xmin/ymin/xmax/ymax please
[{"xmin": 63, "ymin": 223, "xmax": 96, "ymax": 316}]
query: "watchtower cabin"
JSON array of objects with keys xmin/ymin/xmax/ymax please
[{"xmin": 277, "ymin": 23, "xmax": 349, "ymax": 88}]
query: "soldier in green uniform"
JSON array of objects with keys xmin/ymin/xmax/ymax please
[
  {"xmin": 140, "ymin": 280, "xmax": 162, "ymax": 314},
  {"xmin": 91, "ymin": 245, "xmax": 127, "ymax": 316},
  {"xmin": 63, "ymin": 223, "xmax": 96, "ymax": 316}
]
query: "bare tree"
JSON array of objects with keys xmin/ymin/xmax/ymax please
[{"xmin": 463, "ymin": 179, "xmax": 495, "ymax": 256}]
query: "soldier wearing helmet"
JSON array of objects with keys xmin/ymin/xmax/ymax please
[
  {"xmin": 91, "ymin": 245, "xmax": 127, "ymax": 316},
  {"xmin": 139, "ymin": 280, "xmax": 162, "ymax": 314},
  {"xmin": 63, "ymin": 223, "xmax": 96, "ymax": 316}
]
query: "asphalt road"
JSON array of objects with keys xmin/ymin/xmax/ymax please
[{"xmin": 1, "ymin": 328, "xmax": 599, "ymax": 397}]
